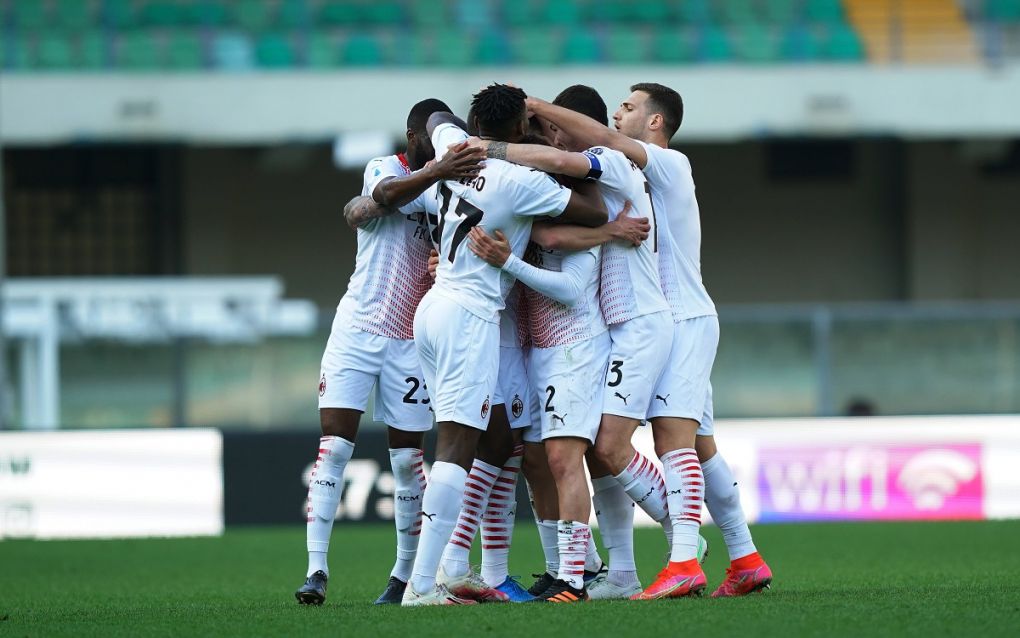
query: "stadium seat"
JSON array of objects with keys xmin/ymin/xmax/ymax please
[
  {"xmin": 456, "ymin": 0, "xmax": 493, "ymax": 28},
  {"xmin": 395, "ymin": 32, "xmax": 430, "ymax": 66},
  {"xmin": 36, "ymin": 34, "xmax": 75, "ymax": 70},
  {"xmin": 780, "ymin": 26, "xmax": 822, "ymax": 61},
  {"xmin": 12, "ymin": 0, "xmax": 47, "ymax": 29},
  {"xmin": 361, "ymin": 2, "xmax": 404, "ymax": 26},
  {"xmin": 475, "ymin": 28, "xmax": 511, "ymax": 65},
  {"xmin": 185, "ymin": 1, "xmax": 230, "ymax": 28},
  {"xmin": 342, "ymin": 33, "xmax": 386, "ymax": 65},
  {"xmin": 606, "ymin": 27, "xmax": 648, "ymax": 64},
  {"xmin": 55, "ymin": 0, "xmax": 95, "ymax": 31},
  {"xmin": 211, "ymin": 33, "xmax": 255, "ymax": 69},
  {"xmin": 652, "ymin": 27, "xmax": 695, "ymax": 63},
  {"xmin": 562, "ymin": 29, "xmax": 602, "ymax": 64},
  {"xmin": 234, "ymin": 0, "xmax": 274, "ymax": 32},
  {"xmin": 763, "ymin": 0, "xmax": 800, "ymax": 25},
  {"xmin": 306, "ymin": 32, "xmax": 340, "ymax": 67},
  {"xmin": 511, "ymin": 27, "xmax": 562, "ymax": 65},
  {"xmin": 632, "ymin": 0, "xmax": 674, "ymax": 24},
  {"xmin": 503, "ymin": 0, "xmax": 536, "ymax": 27},
  {"xmin": 543, "ymin": 0, "xmax": 583, "ymax": 26},
  {"xmin": 139, "ymin": 1, "xmax": 187, "ymax": 28},
  {"xmin": 700, "ymin": 26, "xmax": 734, "ymax": 61},
  {"xmin": 105, "ymin": 0, "xmax": 137, "ymax": 30},
  {"xmin": 987, "ymin": 0, "xmax": 1020, "ymax": 21},
  {"xmin": 411, "ymin": 1, "xmax": 447, "ymax": 28},
  {"xmin": 824, "ymin": 23, "xmax": 865, "ymax": 60},
  {"xmin": 255, "ymin": 33, "xmax": 295, "ymax": 67},
  {"xmin": 1, "ymin": 36, "xmax": 33, "ymax": 70},
  {"xmin": 677, "ymin": 0, "xmax": 713, "ymax": 25},
  {"xmin": 589, "ymin": 0, "xmax": 630, "ymax": 23},
  {"xmin": 80, "ymin": 31, "xmax": 107, "ymax": 69},
  {"xmin": 735, "ymin": 24, "xmax": 779, "ymax": 62},
  {"xmin": 805, "ymin": 0, "xmax": 845, "ymax": 26},
  {"xmin": 434, "ymin": 30, "xmax": 476, "ymax": 66},
  {"xmin": 319, "ymin": 1, "xmax": 360, "ymax": 26},
  {"xmin": 166, "ymin": 32, "xmax": 205, "ymax": 69},
  {"xmin": 118, "ymin": 32, "xmax": 162, "ymax": 70},
  {"xmin": 720, "ymin": 0, "xmax": 758, "ymax": 25},
  {"xmin": 277, "ymin": 0, "xmax": 311, "ymax": 29}
]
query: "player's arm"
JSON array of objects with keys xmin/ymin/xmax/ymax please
[
  {"xmin": 372, "ymin": 143, "xmax": 485, "ymax": 208},
  {"xmin": 343, "ymin": 195, "xmax": 398, "ymax": 229},
  {"xmin": 482, "ymin": 140, "xmax": 592, "ymax": 180},
  {"xmin": 531, "ymin": 201, "xmax": 648, "ymax": 251},
  {"xmin": 527, "ymin": 96, "xmax": 649, "ymax": 169},
  {"xmin": 467, "ymin": 228, "xmax": 595, "ymax": 307},
  {"xmin": 557, "ymin": 178, "xmax": 608, "ymax": 227}
]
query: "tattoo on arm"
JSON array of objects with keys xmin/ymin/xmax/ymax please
[
  {"xmin": 344, "ymin": 195, "xmax": 396, "ymax": 229},
  {"xmin": 487, "ymin": 142, "xmax": 508, "ymax": 161}
]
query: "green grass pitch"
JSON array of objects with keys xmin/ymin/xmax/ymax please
[{"xmin": 1, "ymin": 520, "xmax": 1018, "ymax": 637}]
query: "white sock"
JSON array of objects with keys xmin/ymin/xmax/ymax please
[
  {"xmin": 661, "ymin": 449, "xmax": 703, "ymax": 563},
  {"xmin": 305, "ymin": 435, "xmax": 355, "ymax": 577},
  {"xmin": 439, "ymin": 458, "xmax": 499, "ymax": 578},
  {"xmin": 388, "ymin": 447, "xmax": 426, "ymax": 582},
  {"xmin": 614, "ymin": 452, "xmax": 671, "ymax": 543},
  {"xmin": 481, "ymin": 445, "xmax": 523, "ymax": 587},
  {"xmin": 591, "ymin": 475, "xmax": 636, "ymax": 577},
  {"xmin": 536, "ymin": 518, "xmax": 560, "ymax": 575},
  {"xmin": 410, "ymin": 461, "xmax": 468, "ymax": 593},
  {"xmin": 585, "ymin": 535, "xmax": 603, "ymax": 573},
  {"xmin": 556, "ymin": 520, "xmax": 591, "ymax": 589},
  {"xmin": 702, "ymin": 453, "xmax": 757, "ymax": 561}
]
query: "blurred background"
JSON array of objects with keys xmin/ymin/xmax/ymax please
[{"xmin": 1, "ymin": 0, "xmax": 1019, "ymax": 537}]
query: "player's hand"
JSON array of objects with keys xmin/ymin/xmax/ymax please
[
  {"xmin": 427, "ymin": 249, "xmax": 439, "ymax": 280},
  {"xmin": 433, "ymin": 140, "xmax": 484, "ymax": 180},
  {"xmin": 468, "ymin": 228, "xmax": 511, "ymax": 267},
  {"xmin": 608, "ymin": 201, "xmax": 650, "ymax": 246},
  {"xmin": 462, "ymin": 136, "xmax": 491, "ymax": 156}
]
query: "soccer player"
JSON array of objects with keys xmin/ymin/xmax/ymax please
[
  {"xmin": 401, "ymin": 84, "xmax": 608, "ymax": 606},
  {"xmin": 294, "ymin": 99, "xmax": 485, "ymax": 606},
  {"xmin": 526, "ymin": 83, "xmax": 773, "ymax": 598},
  {"xmin": 466, "ymin": 85, "xmax": 678, "ymax": 600}
]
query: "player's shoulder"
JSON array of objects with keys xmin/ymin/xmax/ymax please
[
  {"xmin": 643, "ymin": 142, "xmax": 691, "ymax": 170},
  {"xmin": 365, "ymin": 154, "xmax": 407, "ymax": 175}
]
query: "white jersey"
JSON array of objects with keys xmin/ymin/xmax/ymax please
[
  {"xmin": 427, "ymin": 122, "xmax": 573, "ymax": 322},
  {"xmin": 336, "ymin": 154, "xmax": 434, "ymax": 339},
  {"xmin": 501, "ymin": 282, "xmax": 529, "ymax": 348},
  {"xmin": 582, "ymin": 146, "xmax": 670, "ymax": 325},
  {"xmin": 638, "ymin": 142, "xmax": 716, "ymax": 320},
  {"xmin": 524, "ymin": 244, "xmax": 607, "ymax": 348}
]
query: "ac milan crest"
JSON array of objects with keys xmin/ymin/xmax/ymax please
[
  {"xmin": 318, "ymin": 374, "xmax": 327, "ymax": 397},
  {"xmin": 511, "ymin": 394, "xmax": 524, "ymax": 419},
  {"xmin": 480, "ymin": 396, "xmax": 490, "ymax": 419}
]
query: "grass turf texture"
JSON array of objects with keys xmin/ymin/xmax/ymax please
[{"xmin": 1, "ymin": 520, "xmax": 1018, "ymax": 637}]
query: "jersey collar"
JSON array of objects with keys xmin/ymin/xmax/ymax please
[{"xmin": 397, "ymin": 153, "xmax": 411, "ymax": 174}]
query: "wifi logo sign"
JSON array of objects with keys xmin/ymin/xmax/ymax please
[{"xmin": 894, "ymin": 446, "xmax": 983, "ymax": 517}]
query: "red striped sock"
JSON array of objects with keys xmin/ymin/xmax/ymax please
[
  {"xmin": 439, "ymin": 458, "xmax": 499, "ymax": 577},
  {"xmin": 661, "ymin": 448, "xmax": 703, "ymax": 562}
]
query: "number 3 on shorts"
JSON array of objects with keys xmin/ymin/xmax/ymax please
[{"xmin": 606, "ymin": 360, "xmax": 624, "ymax": 388}]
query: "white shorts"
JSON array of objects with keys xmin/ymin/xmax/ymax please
[
  {"xmin": 495, "ymin": 345, "xmax": 532, "ymax": 429},
  {"xmin": 318, "ymin": 311, "xmax": 433, "ymax": 431},
  {"xmin": 521, "ymin": 347, "xmax": 544, "ymax": 444},
  {"xmin": 531, "ymin": 332, "xmax": 611, "ymax": 443},
  {"xmin": 414, "ymin": 292, "xmax": 499, "ymax": 430},
  {"xmin": 603, "ymin": 311, "xmax": 673, "ymax": 420},
  {"xmin": 647, "ymin": 315, "xmax": 718, "ymax": 436}
]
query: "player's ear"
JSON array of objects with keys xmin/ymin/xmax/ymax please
[
  {"xmin": 406, "ymin": 128, "xmax": 415, "ymax": 144},
  {"xmin": 648, "ymin": 113, "xmax": 662, "ymax": 132}
]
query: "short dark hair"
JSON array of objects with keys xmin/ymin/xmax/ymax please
[
  {"xmin": 470, "ymin": 83, "xmax": 527, "ymax": 139},
  {"xmin": 552, "ymin": 85, "xmax": 608, "ymax": 126},
  {"xmin": 630, "ymin": 82, "xmax": 683, "ymax": 139},
  {"xmin": 407, "ymin": 98, "xmax": 452, "ymax": 133}
]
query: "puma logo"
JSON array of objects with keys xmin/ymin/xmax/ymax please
[
  {"xmin": 655, "ymin": 394, "xmax": 670, "ymax": 405},
  {"xmin": 551, "ymin": 413, "xmax": 567, "ymax": 426},
  {"xmin": 422, "ymin": 512, "xmax": 436, "ymax": 522},
  {"xmin": 614, "ymin": 392, "xmax": 631, "ymax": 405}
]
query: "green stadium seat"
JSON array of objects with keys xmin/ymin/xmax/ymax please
[
  {"xmin": 343, "ymin": 33, "xmax": 387, "ymax": 65},
  {"xmin": 434, "ymin": 30, "xmax": 476, "ymax": 66},
  {"xmin": 632, "ymin": 0, "xmax": 673, "ymax": 24},
  {"xmin": 55, "ymin": 0, "xmax": 95, "ymax": 31},
  {"xmin": 720, "ymin": 0, "xmax": 758, "ymax": 25},
  {"xmin": 410, "ymin": 1, "xmax": 447, "ymax": 28},
  {"xmin": 211, "ymin": 33, "xmax": 254, "ymax": 69},
  {"xmin": 734, "ymin": 24, "xmax": 779, "ymax": 62},
  {"xmin": 105, "ymin": 0, "xmax": 137, "ymax": 29},
  {"xmin": 185, "ymin": 1, "xmax": 230, "ymax": 28},
  {"xmin": 119, "ymin": 32, "xmax": 163, "ymax": 70},
  {"xmin": 589, "ymin": 0, "xmax": 629, "ymax": 23},
  {"xmin": 700, "ymin": 26, "xmax": 733, "ymax": 61},
  {"xmin": 361, "ymin": 2, "xmax": 404, "ymax": 25},
  {"xmin": 79, "ymin": 31, "xmax": 107, "ymax": 69},
  {"xmin": 806, "ymin": 0, "xmax": 845, "ymax": 26},
  {"xmin": 1, "ymin": 36, "xmax": 33, "ymax": 70},
  {"xmin": 511, "ymin": 27, "xmax": 562, "ymax": 65},
  {"xmin": 234, "ymin": 0, "xmax": 274, "ymax": 32},
  {"xmin": 763, "ymin": 0, "xmax": 800, "ymax": 25},
  {"xmin": 652, "ymin": 28, "xmax": 694, "ymax": 63},
  {"xmin": 780, "ymin": 26, "xmax": 822, "ymax": 61},
  {"xmin": 277, "ymin": 0, "xmax": 310, "ymax": 29},
  {"xmin": 306, "ymin": 32, "xmax": 340, "ymax": 67},
  {"xmin": 319, "ymin": 1, "xmax": 360, "ymax": 26},
  {"xmin": 457, "ymin": 0, "xmax": 493, "ymax": 28},
  {"xmin": 13, "ymin": 0, "xmax": 48, "ymax": 30},
  {"xmin": 36, "ymin": 34, "xmax": 75, "ymax": 70},
  {"xmin": 166, "ymin": 32, "xmax": 204, "ymax": 69},
  {"xmin": 503, "ymin": 0, "xmax": 536, "ymax": 27},
  {"xmin": 987, "ymin": 0, "xmax": 1020, "ymax": 21},
  {"xmin": 562, "ymin": 29, "xmax": 601, "ymax": 64},
  {"xmin": 395, "ymin": 32, "xmax": 430, "ymax": 66},
  {"xmin": 824, "ymin": 24, "xmax": 864, "ymax": 61},
  {"xmin": 139, "ymin": 1, "xmax": 187, "ymax": 28},
  {"xmin": 543, "ymin": 0, "xmax": 583, "ymax": 25},
  {"xmin": 677, "ymin": 0, "xmax": 713, "ymax": 25},
  {"xmin": 255, "ymin": 33, "xmax": 295, "ymax": 67},
  {"xmin": 475, "ymin": 28, "xmax": 511, "ymax": 65},
  {"xmin": 606, "ymin": 27, "xmax": 648, "ymax": 64}
]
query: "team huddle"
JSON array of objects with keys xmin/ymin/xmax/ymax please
[{"xmin": 298, "ymin": 82, "xmax": 772, "ymax": 606}]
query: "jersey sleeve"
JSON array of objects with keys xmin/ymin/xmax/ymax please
[
  {"xmin": 362, "ymin": 155, "xmax": 403, "ymax": 199},
  {"xmin": 431, "ymin": 122, "xmax": 469, "ymax": 161},
  {"xmin": 502, "ymin": 248, "xmax": 598, "ymax": 307},
  {"xmin": 638, "ymin": 141, "xmax": 691, "ymax": 192},
  {"xmin": 581, "ymin": 146, "xmax": 634, "ymax": 192},
  {"xmin": 509, "ymin": 167, "xmax": 573, "ymax": 218}
]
